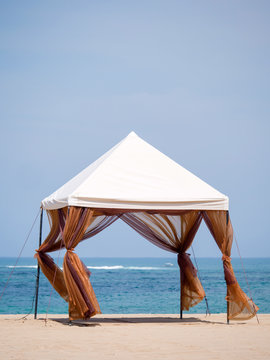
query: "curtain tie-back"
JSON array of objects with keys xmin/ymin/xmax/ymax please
[
  {"xmin": 177, "ymin": 253, "xmax": 197, "ymax": 278},
  {"xmin": 34, "ymin": 249, "xmax": 44, "ymax": 258},
  {"xmin": 222, "ymin": 254, "xmax": 237, "ymax": 285},
  {"xmin": 65, "ymin": 249, "xmax": 91, "ymax": 278},
  {"xmin": 222, "ymin": 254, "xmax": 231, "ymax": 263}
]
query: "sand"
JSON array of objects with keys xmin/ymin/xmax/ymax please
[{"xmin": 0, "ymin": 313, "xmax": 269, "ymax": 360}]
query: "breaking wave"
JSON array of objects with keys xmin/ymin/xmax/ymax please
[
  {"xmin": 4, "ymin": 265, "xmax": 174, "ymax": 271},
  {"xmin": 6, "ymin": 265, "xmax": 37, "ymax": 269},
  {"xmin": 87, "ymin": 265, "xmax": 173, "ymax": 270}
]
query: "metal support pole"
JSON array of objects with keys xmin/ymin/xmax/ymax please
[
  {"xmin": 227, "ymin": 292, "xmax": 229, "ymax": 324},
  {"xmin": 180, "ymin": 268, "xmax": 183, "ymax": 319},
  {"xmin": 226, "ymin": 211, "xmax": 230, "ymax": 324},
  {"xmin": 34, "ymin": 208, "xmax": 43, "ymax": 319}
]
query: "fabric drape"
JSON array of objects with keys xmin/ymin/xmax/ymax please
[
  {"xmin": 35, "ymin": 209, "xmax": 69, "ymax": 300},
  {"xmin": 36, "ymin": 206, "xmax": 258, "ymax": 321},
  {"xmin": 203, "ymin": 210, "xmax": 258, "ymax": 320},
  {"xmin": 60, "ymin": 207, "xmax": 101, "ymax": 319},
  {"xmin": 121, "ymin": 211, "xmax": 205, "ymax": 311},
  {"xmin": 35, "ymin": 206, "xmax": 118, "ymax": 320}
]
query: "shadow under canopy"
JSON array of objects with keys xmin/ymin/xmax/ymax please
[{"xmin": 35, "ymin": 132, "xmax": 258, "ymax": 321}]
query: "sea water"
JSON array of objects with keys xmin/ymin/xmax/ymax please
[{"xmin": 0, "ymin": 257, "xmax": 269, "ymax": 315}]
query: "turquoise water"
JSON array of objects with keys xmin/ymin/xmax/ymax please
[{"xmin": 0, "ymin": 257, "xmax": 269, "ymax": 315}]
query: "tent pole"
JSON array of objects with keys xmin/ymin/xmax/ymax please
[
  {"xmin": 180, "ymin": 268, "xmax": 183, "ymax": 319},
  {"xmin": 227, "ymin": 291, "xmax": 229, "ymax": 324},
  {"xmin": 226, "ymin": 210, "xmax": 230, "ymax": 324},
  {"xmin": 34, "ymin": 208, "xmax": 43, "ymax": 320}
]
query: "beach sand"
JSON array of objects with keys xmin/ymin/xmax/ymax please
[{"xmin": 0, "ymin": 314, "xmax": 269, "ymax": 360}]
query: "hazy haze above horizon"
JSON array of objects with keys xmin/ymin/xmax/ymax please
[{"xmin": 0, "ymin": 0, "xmax": 269, "ymax": 258}]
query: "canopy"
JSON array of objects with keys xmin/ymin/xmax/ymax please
[
  {"xmin": 36, "ymin": 132, "xmax": 258, "ymax": 323},
  {"xmin": 42, "ymin": 131, "xmax": 228, "ymax": 211}
]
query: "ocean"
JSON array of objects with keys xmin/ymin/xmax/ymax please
[{"xmin": 0, "ymin": 257, "xmax": 269, "ymax": 315}]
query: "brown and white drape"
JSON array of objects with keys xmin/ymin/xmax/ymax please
[
  {"xmin": 121, "ymin": 211, "xmax": 205, "ymax": 311},
  {"xmin": 202, "ymin": 210, "xmax": 258, "ymax": 320},
  {"xmin": 35, "ymin": 207, "xmax": 118, "ymax": 320},
  {"xmin": 35, "ymin": 207, "xmax": 258, "ymax": 321}
]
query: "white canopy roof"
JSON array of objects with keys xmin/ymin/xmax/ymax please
[{"xmin": 42, "ymin": 131, "xmax": 228, "ymax": 211}]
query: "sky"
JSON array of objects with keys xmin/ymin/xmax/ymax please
[{"xmin": 0, "ymin": 0, "xmax": 269, "ymax": 258}]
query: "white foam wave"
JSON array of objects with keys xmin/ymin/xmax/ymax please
[
  {"xmin": 4, "ymin": 265, "xmax": 173, "ymax": 271},
  {"xmin": 127, "ymin": 266, "xmax": 165, "ymax": 270},
  {"xmin": 87, "ymin": 266, "xmax": 124, "ymax": 270},
  {"xmin": 6, "ymin": 265, "xmax": 37, "ymax": 269},
  {"xmin": 87, "ymin": 266, "xmax": 171, "ymax": 270}
]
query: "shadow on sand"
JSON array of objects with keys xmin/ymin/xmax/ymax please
[{"xmin": 41, "ymin": 315, "xmax": 238, "ymax": 327}]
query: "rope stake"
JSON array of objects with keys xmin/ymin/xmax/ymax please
[
  {"xmin": 234, "ymin": 233, "xmax": 260, "ymax": 325},
  {"xmin": 191, "ymin": 245, "xmax": 211, "ymax": 316}
]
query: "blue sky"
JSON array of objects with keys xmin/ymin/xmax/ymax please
[{"xmin": 0, "ymin": 0, "xmax": 269, "ymax": 258}]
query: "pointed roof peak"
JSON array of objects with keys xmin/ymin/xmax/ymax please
[
  {"xmin": 125, "ymin": 131, "xmax": 139, "ymax": 139},
  {"xmin": 42, "ymin": 133, "xmax": 228, "ymax": 211}
]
